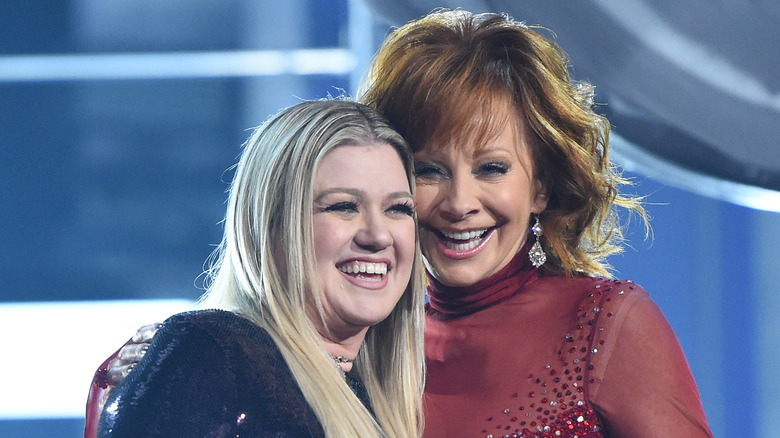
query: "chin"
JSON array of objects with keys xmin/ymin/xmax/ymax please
[
  {"xmin": 434, "ymin": 270, "xmax": 482, "ymax": 288},
  {"xmin": 348, "ymin": 308, "xmax": 396, "ymax": 328}
]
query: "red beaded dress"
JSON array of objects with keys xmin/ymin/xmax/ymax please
[{"xmin": 421, "ymin": 243, "xmax": 712, "ymax": 438}]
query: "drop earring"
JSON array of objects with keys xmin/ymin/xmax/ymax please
[{"xmin": 528, "ymin": 215, "xmax": 546, "ymax": 268}]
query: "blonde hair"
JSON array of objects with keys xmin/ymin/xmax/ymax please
[
  {"xmin": 361, "ymin": 10, "xmax": 647, "ymax": 277},
  {"xmin": 199, "ymin": 100, "xmax": 425, "ymax": 437}
]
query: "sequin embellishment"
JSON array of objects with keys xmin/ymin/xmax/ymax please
[{"xmin": 479, "ymin": 279, "xmax": 630, "ymax": 438}]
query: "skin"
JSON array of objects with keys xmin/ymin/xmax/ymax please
[
  {"xmin": 310, "ymin": 142, "xmax": 417, "ymax": 371},
  {"xmin": 413, "ymin": 110, "xmax": 548, "ymax": 287}
]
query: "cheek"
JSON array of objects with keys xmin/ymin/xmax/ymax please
[
  {"xmin": 312, "ymin": 220, "xmax": 347, "ymax": 262},
  {"xmin": 390, "ymin": 220, "xmax": 418, "ymax": 281},
  {"xmin": 413, "ymin": 186, "xmax": 438, "ymax": 220},
  {"xmin": 495, "ymin": 180, "xmax": 534, "ymax": 216},
  {"xmin": 397, "ymin": 220, "xmax": 418, "ymax": 262}
]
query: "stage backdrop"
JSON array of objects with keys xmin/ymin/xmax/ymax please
[{"xmin": 1, "ymin": 1, "xmax": 778, "ymax": 436}]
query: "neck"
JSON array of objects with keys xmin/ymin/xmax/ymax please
[
  {"xmin": 320, "ymin": 326, "xmax": 368, "ymax": 373},
  {"xmin": 426, "ymin": 239, "xmax": 538, "ymax": 317}
]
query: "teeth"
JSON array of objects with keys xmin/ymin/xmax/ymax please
[
  {"xmin": 443, "ymin": 239, "xmax": 481, "ymax": 251},
  {"xmin": 441, "ymin": 228, "xmax": 488, "ymax": 241},
  {"xmin": 338, "ymin": 261, "xmax": 388, "ymax": 275}
]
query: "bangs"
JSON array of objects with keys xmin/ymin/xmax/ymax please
[
  {"xmin": 396, "ymin": 39, "xmax": 521, "ymax": 154},
  {"xmin": 424, "ymin": 88, "xmax": 516, "ymax": 155}
]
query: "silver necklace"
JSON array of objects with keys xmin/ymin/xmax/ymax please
[{"xmin": 330, "ymin": 354, "xmax": 354, "ymax": 379}]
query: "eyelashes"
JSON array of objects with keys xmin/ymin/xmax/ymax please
[
  {"xmin": 477, "ymin": 161, "xmax": 509, "ymax": 175},
  {"xmin": 321, "ymin": 200, "xmax": 415, "ymax": 216},
  {"xmin": 414, "ymin": 164, "xmax": 446, "ymax": 178},
  {"xmin": 323, "ymin": 201, "xmax": 358, "ymax": 213},
  {"xmin": 414, "ymin": 160, "xmax": 511, "ymax": 179},
  {"xmin": 388, "ymin": 200, "xmax": 415, "ymax": 216}
]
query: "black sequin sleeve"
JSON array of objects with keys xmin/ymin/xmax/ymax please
[{"xmin": 97, "ymin": 312, "xmax": 239, "ymax": 437}]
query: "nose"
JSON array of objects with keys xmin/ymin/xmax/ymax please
[
  {"xmin": 438, "ymin": 173, "xmax": 480, "ymax": 222},
  {"xmin": 355, "ymin": 209, "xmax": 393, "ymax": 251}
]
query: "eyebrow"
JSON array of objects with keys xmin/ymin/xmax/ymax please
[
  {"xmin": 473, "ymin": 145, "xmax": 513, "ymax": 156},
  {"xmin": 314, "ymin": 188, "xmax": 413, "ymax": 202}
]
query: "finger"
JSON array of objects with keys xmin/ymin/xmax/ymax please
[
  {"xmin": 106, "ymin": 355, "xmax": 131, "ymax": 375},
  {"xmin": 117, "ymin": 342, "xmax": 150, "ymax": 361},
  {"xmin": 131, "ymin": 323, "xmax": 161, "ymax": 343},
  {"xmin": 107, "ymin": 363, "xmax": 136, "ymax": 386}
]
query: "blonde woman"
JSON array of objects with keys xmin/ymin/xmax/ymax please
[{"xmin": 95, "ymin": 100, "xmax": 425, "ymax": 437}]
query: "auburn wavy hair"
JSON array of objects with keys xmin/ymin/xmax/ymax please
[{"xmin": 361, "ymin": 9, "xmax": 647, "ymax": 277}]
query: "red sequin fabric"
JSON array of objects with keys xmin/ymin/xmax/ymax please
[
  {"xmin": 474, "ymin": 280, "xmax": 624, "ymax": 438},
  {"xmin": 422, "ymin": 249, "xmax": 711, "ymax": 437}
]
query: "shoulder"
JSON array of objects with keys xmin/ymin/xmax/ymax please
[
  {"xmin": 578, "ymin": 282, "xmax": 713, "ymax": 436},
  {"xmin": 112, "ymin": 309, "xmax": 260, "ymax": 388},
  {"xmin": 538, "ymin": 276, "xmax": 657, "ymax": 381},
  {"xmin": 567, "ymin": 277, "xmax": 656, "ymax": 355},
  {"xmin": 538, "ymin": 274, "xmax": 648, "ymax": 306},
  {"xmin": 99, "ymin": 311, "xmax": 246, "ymax": 436},
  {"xmin": 162, "ymin": 310, "xmax": 302, "ymax": 393},
  {"xmin": 579, "ymin": 278, "xmax": 660, "ymax": 337},
  {"xmin": 582, "ymin": 277, "xmax": 681, "ymax": 386},
  {"xmin": 533, "ymin": 274, "xmax": 649, "ymax": 314},
  {"xmin": 161, "ymin": 308, "xmax": 263, "ymax": 335},
  {"xmin": 539, "ymin": 274, "xmax": 646, "ymax": 295},
  {"xmin": 158, "ymin": 309, "xmax": 275, "ymax": 350},
  {"xmin": 99, "ymin": 310, "xmax": 312, "ymax": 437}
]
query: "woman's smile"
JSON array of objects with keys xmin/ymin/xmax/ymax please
[
  {"xmin": 432, "ymin": 227, "xmax": 495, "ymax": 259},
  {"xmin": 414, "ymin": 107, "xmax": 548, "ymax": 287},
  {"xmin": 336, "ymin": 259, "xmax": 391, "ymax": 288}
]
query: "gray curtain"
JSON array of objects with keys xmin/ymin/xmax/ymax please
[{"xmin": 361, "ymin": 0, "xmax": 780, "ymax": 211}]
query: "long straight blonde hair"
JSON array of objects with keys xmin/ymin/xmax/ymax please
[{"xmin": 199, "ymin": 99, "xmax": 425, "ymax": 437}]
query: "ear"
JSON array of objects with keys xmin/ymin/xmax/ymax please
[{"xmin": 531, "ymin": 178, "xmax": 549, "ymax": 214}]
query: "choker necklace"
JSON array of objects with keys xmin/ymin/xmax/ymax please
[
  {"xmin": 331, "ymin": 355, "xmax": 354, "ymax": 365},
  {"xmin": 330, "ymin": 354, "xmax": 354, "ymax": 379}
]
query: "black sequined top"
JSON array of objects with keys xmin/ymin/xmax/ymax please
[{"xmin": 98, "ymin": 310, "xmax": 372, "ymax": 437}]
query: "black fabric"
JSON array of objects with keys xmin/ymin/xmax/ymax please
[{"xmin": 98, "ymin": 309, "xmax": 372, "ymax": 437}]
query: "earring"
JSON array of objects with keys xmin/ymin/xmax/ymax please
[{"xmin": 528, "ymin": 215, "xmax": 546, "ymax": 268}]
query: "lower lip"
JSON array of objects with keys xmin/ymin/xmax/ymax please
[
  {"xmin": 339, "ymin": 270, "xmax": 390, "ymax": 290},
  {"xmin": 433, "ymin": 228, "xmax": 495, "ymax": 260}
]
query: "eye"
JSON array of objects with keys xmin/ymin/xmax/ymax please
[
  {"xmin": 323, "ymin": 201, "xmax": 359, "ymax": 213},
  {"xmin": 414, "ymin": 162, "xmax": 448, "ymax": 180},
  {"xmin": 387, "ymin": 201, "xmax": 415, "ymax": 217},
  {"xmin": 475, "ymin": 161, "xmax": 509, "ymax": 176}
]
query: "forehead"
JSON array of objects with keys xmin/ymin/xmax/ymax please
[
  {"xmin": 417, "ymin": 120, "xmax": 530, "ymax": 166},
  {"xmin": 314, "ymin": 142, "xmax": 410, "ymax": 190},
  {"xmin": 423, "ymin": 97, "xmax": 527, "ymax": 156}
]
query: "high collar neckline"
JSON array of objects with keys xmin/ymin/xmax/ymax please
[{"xmin": 426, "ymin": 237, "xmax": 539, "ymax": 317}]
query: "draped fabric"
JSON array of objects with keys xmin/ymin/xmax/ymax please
[{"xmin": 361, "ymin": 0, "xmax": 780, "ymax": 211}]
